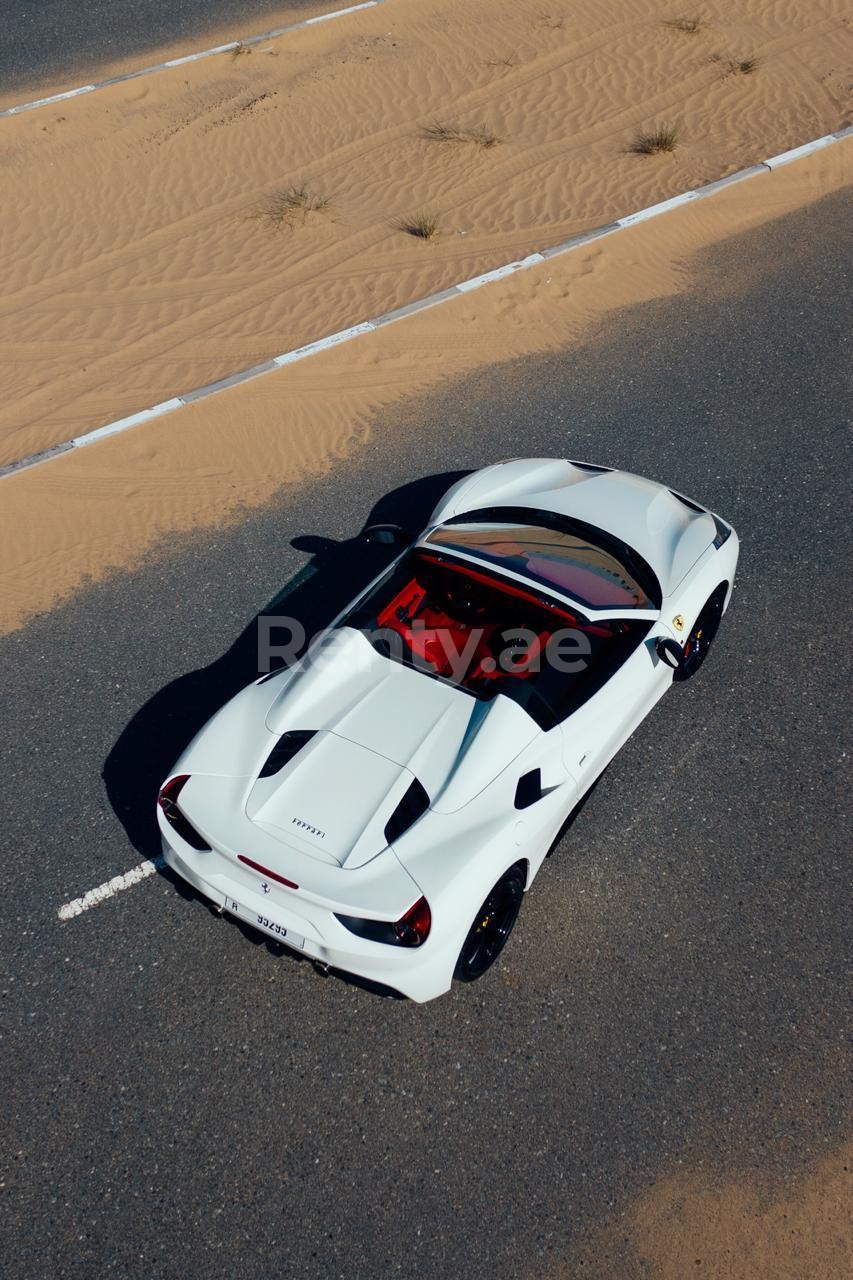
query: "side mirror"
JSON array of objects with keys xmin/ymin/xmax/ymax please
[
  {"xmin": 656, "ymin": 637, "xmax": 685, "ymax": 670},
  {"xmin": 290, "ymin": 534, "xmax": 337, "ymax": 557},
  {"xmin": 362, "ymin": 523, "xmax": 412, "ymax": 547}
]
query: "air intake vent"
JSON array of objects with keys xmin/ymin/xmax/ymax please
[
  {"xmin": 567, "ymin": 459, "xmax": 611, "ymax": 474},
  {"xmin": 515, "ymin": 769, "xmax": 543, "ymax": 810},
  {"xmin": 256, "ymin": 665, "xmax": 286, "ymax": 684},
  {"xmin": 712, "ymin": 515, "xmax": 732, "ymax": 548},
  {"xmin": 259, "ymin": 730, "xmax": 315, "ymax": 778},
  {"xmin": 669, "ymin": 489, "xmax": 705, "ymax": 515},
  {"xmin": 384, "ymin": 779, "xmax": 429, "ymax": 846}
]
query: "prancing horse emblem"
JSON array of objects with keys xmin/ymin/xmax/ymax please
[
  {"xmin": 261, "ymin": 882, "xmax": 270, "ymax": 894},
  {"xmin": 672, "ymin": 614, "xmax": 685, "ymax": 631}
]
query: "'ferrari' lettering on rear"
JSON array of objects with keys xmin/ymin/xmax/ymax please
[{"xmin": 291, "ymin": 817, "xmax": 326, "ymax": 839}]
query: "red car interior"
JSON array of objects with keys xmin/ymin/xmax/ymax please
[{"xmin": 374, "ymin": 551, "xmax": 614, "ymax": 689}]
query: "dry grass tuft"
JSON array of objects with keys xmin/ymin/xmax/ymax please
[
  {"xmin": 468, "ymin": 124, "xmax": 502, "ymax": 148},
  {"xmin": 733, "ymin": 56, "xmax": 759, "ymax": 74},
  {"xmin": 663, "ymin": 16, "xmax": 703, "ymax": 34},
  {"xmin": 398, "ymin": 211, "xmax": 439, "ymax": 240},
  {"xmin": 231, "ymin": 42, "xmax": 252, "ymax": 58},
  {"xmin": 422, "ymin": 120, "xmax": 503, "ymax": 148},
  {"xmin": 257, "ymin": 185, "xmax": 333, "ymax": 229},
  {"xmin": 630, "ymin": 123, "xmax": 680, "ymax": 155},
  {"xmin": 537, "ymin": 13, "xmax": 566, "ymax": 30},
  {"xmin": 423, "ymin": 121, "xmax": 465, "ymax": 143},
  {"xmin": 485, "ymin": 51, "xmax": 518, "ymax": 68}
]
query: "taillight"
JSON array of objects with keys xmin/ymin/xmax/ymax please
[
  {"xmin": 393, "ymin": 895, "xmax": 431, "ymax": 945},
  {"xmin": 334, "ymin": 895, "xmax": 431, "ymax": 947},
  {"xmin": 157, "ymin": 775, "xmax": 211, "ymax": 851}
]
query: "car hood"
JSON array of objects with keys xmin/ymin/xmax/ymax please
[{"xmin": 255, "ymin": 628, "xmax": 537, "ymax": 866}]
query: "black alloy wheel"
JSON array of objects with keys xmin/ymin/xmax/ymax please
[
  {"xmin": 454, "ymin": 865, "xmax": 526, "ymax": 982},
  {"xmin": 674, "ymin": 585, "xmax": 727, "ymax": 682}
]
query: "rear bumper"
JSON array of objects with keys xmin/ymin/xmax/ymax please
[{"xmin": 159, "ymin": 822, "xmax": 454, "ymax": 1003}]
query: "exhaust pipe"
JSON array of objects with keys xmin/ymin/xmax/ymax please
[{"xmin": 313, "ymin": 960, "xmax": 330, "ymax": 977}]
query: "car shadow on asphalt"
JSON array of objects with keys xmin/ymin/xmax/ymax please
[{"xmin": 102, "ymin": 469, "xmax": 467, "ymax": 994}]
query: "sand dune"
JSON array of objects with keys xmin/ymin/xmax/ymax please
[
  {"xmin": 0, "ymin": 138, "xmax": 848, "ymax": 634},
  {"xmin": 0, "ymin": 0, "xmax": 849, "ymax": 465}
]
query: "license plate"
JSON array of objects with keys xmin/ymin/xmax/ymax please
[{"xmin": 224, "ymin": 897, "xmax": 305, "ymax": 952}]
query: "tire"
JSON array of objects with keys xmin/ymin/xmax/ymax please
[
  {"xmin": 674, "ymin": 584, "xmax": 727, "ymax": 682},
  {"xmin": 454, "ymin": 865, "xmax": 526, "ymax": 983}
]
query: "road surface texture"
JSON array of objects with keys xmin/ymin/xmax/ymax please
[
  {"xmin": 1, "ymin": 189, "xmax": 850, "ymax": 1278},
  {"xmin": 1, "ymin": 0, "xmax": 335, "ymax": 96}
]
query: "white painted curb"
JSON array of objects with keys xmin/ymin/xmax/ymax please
[
  {"xmin": 617, "ymin": 190, "xmax": 696, "ymax": 226},
  {"xmin": 1, "ymin": 1, "xmax": 387, "ymax": 118},
  {"xmin": 72, "ymin": 398, "xmax": 184, "ymax": 448},
  {"xmin": 763, "ymin": 132, "xmax": 836, "ymax": 169},
  {"xmin": 273, "ymin": 322, "xmax": 376, "ymax": 366},
  {"xmin": 1, "ymin": 127, "xmax": 849, "ymax": 481},
  {"xmin": 456, "ymin": 255, "xmax": 545, "ymax": 292}
]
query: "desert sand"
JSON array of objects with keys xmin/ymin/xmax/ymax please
[
  {"xmin": 0, "ymin": 137, "xmax": 849, "ymax": 634},
  {"xmin": 0, "ymin": 0, "xmax": 850, "ymax": 466},
  {"xmin": 543, "ymin": 1139, "xmax": 851, "ymax": 1279},
  {"xmin": 616, "ymin": 1142, "xmax": 851, "ymax": 1280}
]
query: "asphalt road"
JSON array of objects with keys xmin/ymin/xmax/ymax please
[
  {"xmin": 1, "ymin": 0, "xmax": 333, "ymax": 95},
  {"xmin": 1, "ymin": 190, "xmax": 850, "ymax": 1279}
]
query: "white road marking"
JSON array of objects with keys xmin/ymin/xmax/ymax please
[{"xmin": 57, "ymin": 856, "xmax": 165, "ymax": 920}]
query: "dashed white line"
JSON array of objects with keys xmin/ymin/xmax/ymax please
[{"xmin": 57, "ymin": 856, "xmax": 165, "ymax": 920}]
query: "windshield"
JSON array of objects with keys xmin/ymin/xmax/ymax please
[
  {"xmin": 425, "ymin": 515, "xmax": 656, "ymax": 610},
  {"xmin": 342, "ymin": 548, "xmax": 651, "ymax": 729}
]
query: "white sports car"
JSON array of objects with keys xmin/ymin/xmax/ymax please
[{"xmin": 158, "ymin": 459, "xmax": 739, "ymax": 1001}]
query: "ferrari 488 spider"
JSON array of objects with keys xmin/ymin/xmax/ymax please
[{"xmin": 158, "ymin": 459, "xmax": 739, "ymax": 1000}]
